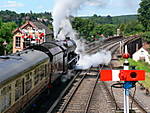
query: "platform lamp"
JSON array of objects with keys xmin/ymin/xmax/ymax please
[{"xmin": 3, "ymin": 40, "xmax": 7, "ymax": 55}]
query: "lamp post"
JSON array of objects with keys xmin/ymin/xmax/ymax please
[{"xmin": 3, "ymin": 40, "xmax": 7, "ymax": 55}]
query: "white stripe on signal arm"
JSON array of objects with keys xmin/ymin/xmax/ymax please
[{"xmin": 112, "ymin": 70, "xmax": 120, "ymax": 81}]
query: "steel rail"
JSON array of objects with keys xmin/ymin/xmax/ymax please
[
  {"xmin": 47, "ymin": 36, "xmax": 138, "ymax": 113},
  {"xmin": 47, "ymin": 68, "xmax": 91, "ymax": 113},
  {"xmin": 129, "ymin": 93, "xmax": 148, "ymax": 113},
  {"xmin": 84, "ymin": 65, "xmax": 104, "ymax": 113},
  {"xmin": 57, "ymin": 68, "xmax": 92, "ymax": 113},
  {"xmin": 85, "ymin": 40, "xmax": 124, "ymax": 113},
  {"xmin": 47, "ymin": 72, "xmax": 81, "ymax": 113}
]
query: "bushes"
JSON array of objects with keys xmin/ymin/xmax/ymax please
[
  {"xmin": 0, "ymin": 20, "xmax": 17, "ymax": 55},
  {"xmin": 140, "ymin": 32, "xmax": 150, "ymax": 43},
  {"xmin": 128, "ymin": 58, "xmax": 150, "ymax": 72}
]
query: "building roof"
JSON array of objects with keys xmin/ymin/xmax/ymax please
[
  {"xmin": 13, "ymin": 28, "xmax": 23, "ymax": 34},
  {"xmin": 13, "ymin": 21, "xmax": 53, "ymax": 35},
  {"xmin": 32, "ymin": 21, "xmax": 53, "ymax": 35},
  {"xmin": 133, "ymin": 47, "xmax": 150, "ymax": 56},
  {"xmin": 13, "ymin": 21, "xmax": 53, "ymax": 41},
  {"xmin": 143, "ymin": 42, "xmax": 150, "ymax": 52}
]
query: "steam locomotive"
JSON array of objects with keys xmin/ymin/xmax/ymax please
[{"xmin": 0, "ymin": 39, "xmax": 77, "ymax": 113}]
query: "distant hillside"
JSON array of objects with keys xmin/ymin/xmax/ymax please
[
  {"xmin": 112, "ymin": 15, "xmax": 138, "ymax": 24},
  {"xmin": 0, "ymin": 10, "xmax": 53, "ymax": 26},
  {"xmin": 80, "ymin": 14, "xmax": 138, "ymax": 25},
  {"xmin": 0, "ymin": 10, "xmax": 138, "ymax": 26}
]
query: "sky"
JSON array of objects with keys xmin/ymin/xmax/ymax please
[{"xmin": 0, "ymin": 0, "xmax": 141, "ymax": 16}]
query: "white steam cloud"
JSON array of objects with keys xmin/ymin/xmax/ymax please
[
  {"xmin": 52, "ymin": 0, "xmax": 111, "ymax": 69},
  {"xmin": 76, "ymin": 50, "xmax": 112, "ymax": 69},
  {"xmin": 52, "ymin": 0, "xmax": 110, "ymax": 40},
  {"xmin": 52, "ymin": 0, "xmax": 84, "ymax": 39}
]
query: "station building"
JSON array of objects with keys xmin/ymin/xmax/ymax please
[
  {"xmin": 12, "ymin": 21, "xmax": 53, "ymax": 53},
  {"xmin": 133, "ymin": 47, "xmax": 150, "ymax": 64}
]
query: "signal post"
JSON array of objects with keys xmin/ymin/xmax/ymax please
[{"xmin": 100, "ymin": 45, "xmax": 145, "ymax": 113}]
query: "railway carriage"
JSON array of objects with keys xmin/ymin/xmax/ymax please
[{"xmin": 0, "ymin": 39, "xmax": 77, "ymax": 113}]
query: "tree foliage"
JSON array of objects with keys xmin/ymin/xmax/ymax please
[
  {"xmin": 140, "ymin": 32, "xmax": 150, "ymax": 43},
  {"xmin": 124, "ymin": 21, "xmax": 144, "ymax": 35},
  {"xmin": 91, "ymin": 24, "xmax": 117, "ymax": 37},
  {"xmin": 0, "ymin": 10, "xmax": 52, "ymax": 26},
  {"xmin": 83, "ymin": 14, "xmax": 137, "ymax": 25},
  {"xmin": 72, "ymin": 17, "xmax": 95, "ymax": 40},
  {"xmin": 72, "ymin": 17, "xmax": 117, "ymax": 41},
  {"xmin": 0, "ymin": 19, "xmax": 17, "ymax": 55},
  {"xmin": 138, "ymin": 0, "xmax": 150, "ymax": 43},
  {"xmin": 138, "ymin": 0, "xmax": 150, "ymax": 31},
  {"xmin": 100, "ymin": 24, "xmax": 116, "ymax": 37}
]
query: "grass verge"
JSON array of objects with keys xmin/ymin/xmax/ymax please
[{"xmin": 127, "ymin": 58, "xmax": 150, "ymax": 88}]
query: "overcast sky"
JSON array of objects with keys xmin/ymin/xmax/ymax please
[{"xmin": 0, "ymin": 0, "xmax": 141, "ymax": 16}]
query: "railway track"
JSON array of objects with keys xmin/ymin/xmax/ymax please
[
  {"xmin": 102, "ymin": 81, "xmax": 149, "ymax": 113},
  {"xmin": 22, "ymin": 36, "xmax": 138, "ymax": 113},
  {"xmin": 129, "ymin": 89, "xmax": 148, "ymax": 113},
  {"xmin": 48, "ymin": 67, "xmax": 100, "ymax": 113},
  {"xmin": 85, "ymin": 38, "xmax": 122, "ymax": 54},
  {"xmin": 21, "ymin": 37, "xmax": 122, "ymax": 113},
  {"xmin": 86, "ymin": 81, "xmax": 116, "ymax": 113},
  {"xmin": 85, "ymin": 36, "xmax": 135, "ymax": 54},
  {"xmin": 48, "ymin": 37, "xmax": 126, "ymax": 113}
]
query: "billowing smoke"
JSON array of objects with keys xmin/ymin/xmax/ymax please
[
  {"xmin": 52, "ymin": 0, "xmax": 111, "ymax": 69},
  {"xmin": 52, "ymin": 0, "xmax": 84, "ymax": 40},
  {"xmin": 76, "ymin": 50, "xmax": 112, "ymax": 69},
  {"xmin": 52, "ymin": 0, "xmax": 110, "ymax": 40}
]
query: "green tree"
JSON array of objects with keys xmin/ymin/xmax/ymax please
[
  {"xmin": 140, "ymin": 32, "xmax": 150, "ymax": 43},
  {"xmin": 90, "ymin": 24, "xmax": 117, "ymax": 38},
  {"xmin": 119, "ymin": 24, "xmax": 126, "ymax": 35},
  {"xmin": 138, "ymin": 0, "xmax": 150, "ymax": 31},
  {"xmin": 101, "ymin": 24, "xmax": 117, "ymax": 37},
  {"xmin": 92, "ymin": 25, "xmax": 103, "ymax": 35},
  {"xmin": 124, "ymin": 21, "xmax": 144, "ymax": 35},
  {"xmin": 72, "ymin": 17, "xmax": 95, "ymax": 40},
  {"xmin": 0, "ymin": 20, "xmax": 17, "ymax": 55},
  {"xmin": 106, "ymin": 15, "xmax": 113, "ymax": 24}
]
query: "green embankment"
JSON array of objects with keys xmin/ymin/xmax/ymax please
[
  {"xmin": 128, "ymin": 58, "xmax": 150, "ymax": 72},
  {"xmin": 128, "ymin": 58, "xmax": 150, "ymax": 88}
]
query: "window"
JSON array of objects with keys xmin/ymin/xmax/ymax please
[
  {"xmin": 34, "ymin": 68, "xmax": 39, "ymax": 85},
  {"xmin": 0, "ymin": 85, "xmax": 12, "ymax": 112},
  {"xmin": 24, "ymin": 38, "xmax": 31, "ymax": 48},
  {"xmin": 40, "ymin": 65, "xmax": 46, "ymax": 80},
  {"xmin": 15, "ymin": 36, "xmax": 21, "ymax": 48},
  {"xmin": 139, "ymin": 57, "xmax": 145, "ymax": 62},
  {"xmin": 15, "ymin": 79, "xmax": 23, "ymax": 101},
  {"xmin": 45, "ymin": 64, "xmax": 49, "ymax": 76},
  {"xmin": 25, "ymin": 73, "xmax": 32, "ymax": 93}
]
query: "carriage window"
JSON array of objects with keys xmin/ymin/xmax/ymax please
[
  {"xmin": 1, "ymin": 85, "xmax": 12, "ymax": 112},
  {"xmin": 39, "ymin": 65, "xmax": 45, "ymax": 80},
  {"xmin": 0, "ymin": 93, "xmax": 1, "ymax": 113},
  {"xmin": 34, "ymin": 68, "xmax": 39, "ymax": 85},
  {"xmin": 15, "ymin": 79, "xmax": 23, "ymax": 101},
  {"xmin": 45, "ymin": 64, "xmax": 49, "ymax": 76},
  {"xmin": 25, "ymin": 73, "xmax": 32, "ymax": 93}
]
